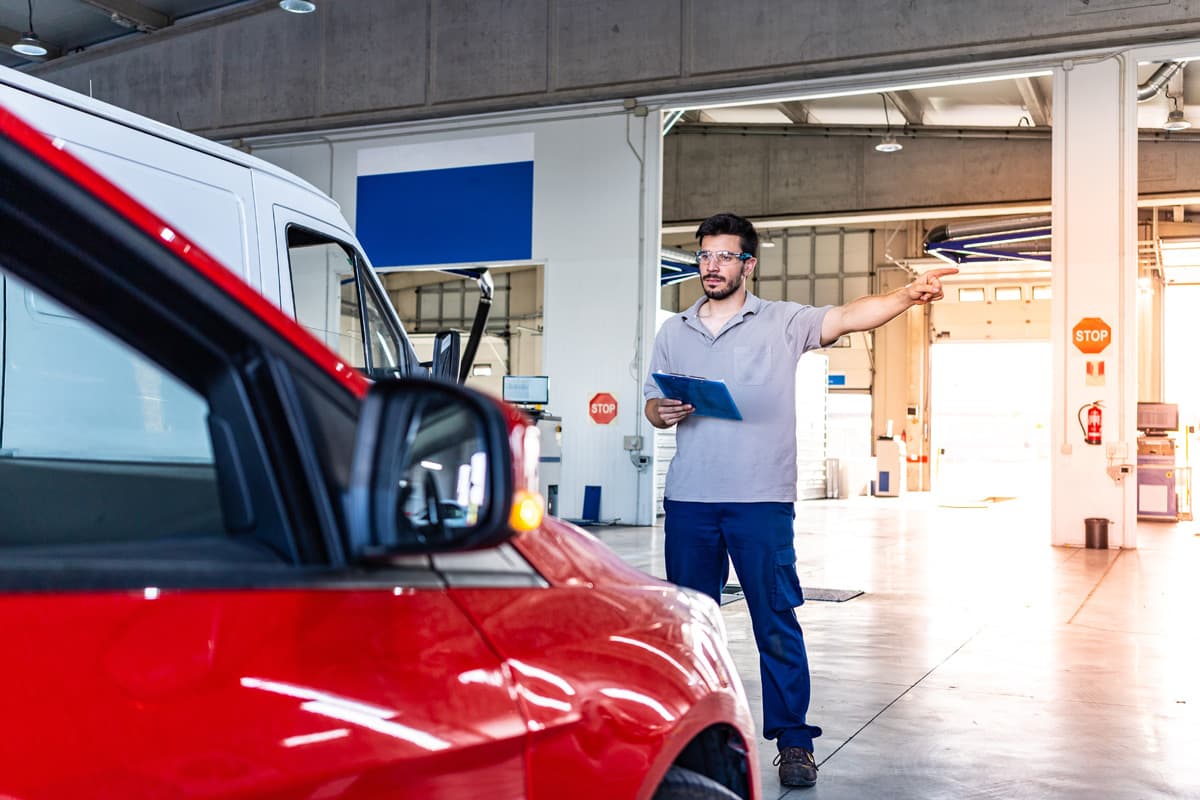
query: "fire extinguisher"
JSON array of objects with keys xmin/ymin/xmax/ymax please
[{"xmin": 1077, "ymin": 401, "xmax": 1103, "ymax": 445}]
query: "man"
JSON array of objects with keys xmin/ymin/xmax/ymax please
[{"xmin": 643, "ymin": 212, "xmax": 955, "ymax": 788}]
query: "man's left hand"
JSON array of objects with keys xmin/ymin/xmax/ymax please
[{"xmin": 905, "ymin": 267, "xmax": 958, "ymax": 304}]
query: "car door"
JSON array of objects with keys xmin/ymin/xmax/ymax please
[{"xmin": 0, "ymin": 107, "xmax": 528, "ymax": 798}]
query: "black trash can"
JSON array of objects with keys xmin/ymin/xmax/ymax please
[{"xmin": 1084, "ymin": 517, "xmax": 1109, "ymax": 549}]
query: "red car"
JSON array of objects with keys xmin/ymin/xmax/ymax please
[{"xmin": 0, "ymin": 105, "xmax": 759, "ymax": 799}]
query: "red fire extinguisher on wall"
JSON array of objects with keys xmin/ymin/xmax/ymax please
[{"xmin": 1077, "ymin": 401, "xmax": 1103, "ymax": 445}]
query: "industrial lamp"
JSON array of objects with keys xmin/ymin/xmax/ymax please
[
  {"xmin": 875, "ymin": 134, "xmax": 903, "ymax": 153},
  {"xmin": 279, "ymin": 0, "xmax": 316, "ymax": 12},
  {"xmin": 1164, "ymin": 95, "xmax": 1191, "ymax": 131},
  {"xmin": 875, "ymin": 94, "xmax": 903, "ymax": 153},
  {"xmin": 11, "ymin": 0, "xmax": 48, "ymax": 58}
]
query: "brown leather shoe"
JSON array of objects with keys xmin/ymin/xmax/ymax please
[{"xmin": 774, "ymin": 746, "xmax": 818, "ymax": 787}]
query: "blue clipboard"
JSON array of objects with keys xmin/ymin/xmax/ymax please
[{"xmin": 652, "ymin": 372, "xmax": 742, "ymax": 421}]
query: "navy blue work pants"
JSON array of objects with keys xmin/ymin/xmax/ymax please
[{"xmin": 664, "ymin": 499, "xmax": 822, "ymax": 751}]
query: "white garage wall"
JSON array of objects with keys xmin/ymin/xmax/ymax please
[{"xmin": 246, "ymin": 102, "xmax": 662, "ymax": 525}]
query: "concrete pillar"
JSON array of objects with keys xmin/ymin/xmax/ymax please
[{"xmin": 1051, "ymin": 55, "xmax": 1139, "ymax": 548}]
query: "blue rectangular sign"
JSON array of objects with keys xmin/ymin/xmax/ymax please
[{"xmin": 356, "ymin": 160, "xmax": 534, "ymax": 267}]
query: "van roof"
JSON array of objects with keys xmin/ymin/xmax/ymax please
[{"xmin": 0, "ymin": 64, "xmax": 335, "ymax": 208}]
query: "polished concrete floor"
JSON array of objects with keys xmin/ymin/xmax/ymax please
[{"xmin": 592, "ymin": 494, "xmax": 1200, "ymax": 799}]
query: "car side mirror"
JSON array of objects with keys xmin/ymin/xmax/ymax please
[{"xmin": 345, "ymin": 378, "xmax": 514, "ymax": 556}]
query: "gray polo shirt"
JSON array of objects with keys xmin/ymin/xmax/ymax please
[{"xmin": 643, "ymin": 292, "xmax": 830, "ymax": 503}]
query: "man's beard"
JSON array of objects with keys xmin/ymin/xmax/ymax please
[{"xmin": 703, "ymin": 270, "xmax": 744, "ymax": 300}]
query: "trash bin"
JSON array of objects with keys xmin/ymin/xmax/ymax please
[{"xmin": 1084, "ymin": 517, "xmax": 1109, "ymax": 549}]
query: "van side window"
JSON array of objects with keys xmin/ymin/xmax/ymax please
[{"xmin": 287, "ymin": 226, "xmax": 406, "ymax": 379}]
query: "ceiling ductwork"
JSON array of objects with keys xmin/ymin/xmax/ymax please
[
  {"xmin": 1137, "ymin": 61, "xmax": 1187, "ymax": 102},
  {"xmin": 660, "ymin": 247, "xmax": 699, "ymax": 286},
  {"xmin": 924, "ymin": 216, "xmax": 1052, "ymax": 264}
]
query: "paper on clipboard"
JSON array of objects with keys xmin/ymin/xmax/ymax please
[{"xmin": 652, "ymin": 372, "xmax": 742, "ymax": 421}]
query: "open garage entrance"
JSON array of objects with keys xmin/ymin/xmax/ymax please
[{"xmin": 930, "ymin": 341, "xmax": 1051, "ymax": 504}]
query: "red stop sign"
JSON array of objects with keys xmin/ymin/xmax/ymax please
[
  {"xmin": 1072, "ymin": 317, "xmax": 1112, "ymax": 354},
  {"xmin": 589, "ymin": 392, "xmax": 618, "ymax": 424}
]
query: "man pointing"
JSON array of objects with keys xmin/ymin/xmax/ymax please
[{"xmin": 644, "ymin": 212, "xmax": 956, "ymax": 788}]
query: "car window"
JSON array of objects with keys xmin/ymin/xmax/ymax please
[
  {"xmin": 0, "ymin": 273, "xmax": 226, "ymax": 553},
  {"xmin": 287, "ymin": 226, "xmax": 406, "ymax": 379},
  {"xmin": 2, "ymin": 282, "xmax": 212, "ymax": 463}
]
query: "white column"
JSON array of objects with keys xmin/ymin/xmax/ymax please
[{"xmin": 1051, "ymin": 55, "xmax": 1139, "ymax": 548}]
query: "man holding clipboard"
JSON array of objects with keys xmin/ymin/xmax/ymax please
[{"xmin": 643, "ymin": 212, "xmax": 955, "ymax": 788}]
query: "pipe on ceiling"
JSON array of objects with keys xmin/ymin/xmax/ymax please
[
  {"xmin": 927, "ymin": 215, "xmax": 1052, "ymax": 243},
  {"xmin": 671, "ymin": 123, "xmax": 1200, "ymax": 143},
  {"xmin": 1137, "ymin": 61, "xmax": 1187, "ymax": 102}
]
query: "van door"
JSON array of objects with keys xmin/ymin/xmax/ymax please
[{"xmin": 272, "ymin": 206, "xmax": 418, "ymax": 380}]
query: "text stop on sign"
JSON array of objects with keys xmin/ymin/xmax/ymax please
[
  {"xmin": 589, "ymin": 392, "xmax": 618, "ymax": 424},
  {"xmin": 1071, "ymin": 317, "xmax": 1111, "ymax": 354}
]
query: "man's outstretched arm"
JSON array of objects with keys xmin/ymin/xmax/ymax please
[{"xmin": 819, "ymin": 267, "xmax": 958, "ymax": 346}]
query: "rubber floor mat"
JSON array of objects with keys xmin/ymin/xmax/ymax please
[{"xmin": 803, "ymin": 587, "xmax": 864, "ymax": 602}]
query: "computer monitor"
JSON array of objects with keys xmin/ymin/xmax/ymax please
[
  {"xmin": 1137, "ymin": 402, "xmax": 1178, "ymax": 435},
  {"xmin": 503, "ymin": 375, "xmax": 549, "ymax": 405}
]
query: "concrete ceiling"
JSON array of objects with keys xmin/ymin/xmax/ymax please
[
  {"xmin": 1, "ymin": 5, "xmax": 1195, "ymax": 141},
  {"xmin": 0, "ymin": 0, "xmax": 260, "ymax": 68}
]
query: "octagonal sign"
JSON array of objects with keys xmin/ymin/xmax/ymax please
[
  {"xmin": 589, "ymin": 392, "xmax": 618, "ymax": 424},
  {"xmin": 1072, "ymin": 317, "xmax": 1111, "ymax": 354}
]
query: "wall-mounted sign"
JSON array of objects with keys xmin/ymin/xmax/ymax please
[
  {"xmin": 356, "ymin": 133, "xmax": 535, "ymax": 268},
  {"xmin": 589, "ymin": 392, "xmax": 618, "ymax": 425},
  {"xmin": 1072, "ymin": 317, "xmax": 1111, "ymax": 354}
]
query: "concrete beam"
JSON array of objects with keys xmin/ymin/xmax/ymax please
[
  {"xmin": 777, "ymin": 101, "xmax": 813, "ymax": 124},
  {"xmin": 0, "ymin": 25, "xmax": 62, "ymax": 60},
  {"xmin": 80, "ymin": 0, "xmax": 170, "ymax": 32},
  {"xmin": 664, "ymin": 131, "xmax": 1200, "ymax": 223},
  {"xmin": 1016, "ymin": 77, "xmax": 1050, "ymax": 126},
  {"xmin": 885, "ymin": 90, "xmax": 924, "ymax": 126}
]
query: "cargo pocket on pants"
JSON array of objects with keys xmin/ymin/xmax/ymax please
[{"xmin": 770, "ymin": 546, "xmax": 805, "ymax": 610}]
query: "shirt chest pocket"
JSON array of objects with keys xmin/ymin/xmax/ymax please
[{"xmin": 734, "ymin": 345, "xmax": 773, "ymax": 386}]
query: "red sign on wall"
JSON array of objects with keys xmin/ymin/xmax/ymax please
[
  {"xmin": 589, "ymin": 392, "xmax": 618, "ymax": 424},
  {"xmin": 1072, "ymin": 317, "xmax": 1111, "ymax": 354}
]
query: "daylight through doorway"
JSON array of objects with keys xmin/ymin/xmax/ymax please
[{"xmin": 930, "ymin": 341, "xmax": 1051, "ymax": 504}]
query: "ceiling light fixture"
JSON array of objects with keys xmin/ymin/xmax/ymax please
[
  {"xmin": 1164, "ymin": 95, "xmax": 1191, "ymax": 131},
  {"xmin": 279, "ymin": 0, "xmax": 316, "ymax": 12},
  {"xmin": 875, "ymin": 134, "xmax": 903, "ymax": 153},
  {"xmin": 11, "ymin": 0, "xmax": 48, "ymax": 58},
  {"xmin": 875, "ymin": 94, "xmax": 903, "ymax": 153},
  {"xmin": 1164, "ymin": 109, "xmax": 1191, "ymax": 131}
]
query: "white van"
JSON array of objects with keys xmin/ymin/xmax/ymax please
[{"xmin": 0, "ymin": 64, "xmax": 430, "ymax": 382}]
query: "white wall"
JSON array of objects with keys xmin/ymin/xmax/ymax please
[{"xmin": 247, "ymin": 103, "xmax": 661, "ymax": 525}]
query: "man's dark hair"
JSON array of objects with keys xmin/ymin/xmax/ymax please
[{"xmin": 695, "ymin": 212, "xmax": 758, "ymax": 258}]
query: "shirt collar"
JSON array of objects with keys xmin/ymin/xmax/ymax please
[{"xmin": 681, "ymin": 291, "xmax": 763, "ymax": 321}]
